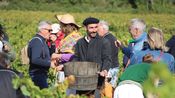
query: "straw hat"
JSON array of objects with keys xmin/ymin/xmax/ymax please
[
  {"xmin": 51, "ymin": 23, "xmax": 61, "ymax": 34},
  {"xmin": 55, "ymin": 14, "xmax": 81, "ymax": 28}
]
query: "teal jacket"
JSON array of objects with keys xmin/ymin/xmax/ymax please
[{"xmin": 122, "ymin": 32, "xmax": 147, "ymax": 58}]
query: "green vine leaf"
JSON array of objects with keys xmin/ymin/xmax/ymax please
[{"xmin": 20, "ymin": 85, "xmax": 31, "ymax": 96}]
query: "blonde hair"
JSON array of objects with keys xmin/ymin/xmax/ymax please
[{"xmin": 147, "ymin": 27, "xmax": 167, "ymax": 51}]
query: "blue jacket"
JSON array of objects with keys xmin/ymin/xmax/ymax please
[
  {"xmin": 122, "ymin": 32, "xmax": 147, "ymax": 58},
  {"xmin": 28, "ymin": 34, "xmax": 51, "ymax": 75},
  {"xmin": 129, "ymin": 49, "xmax": 175, "ymax": 73}
]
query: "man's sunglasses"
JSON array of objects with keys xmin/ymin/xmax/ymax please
[{"xmin": 44, "ymin": 28, "xmax": 52, "ymax": 32}]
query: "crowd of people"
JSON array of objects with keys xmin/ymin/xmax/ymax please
[{"xmin": 0, "ymin": 14, "xmax": 175, "ymax": 98}]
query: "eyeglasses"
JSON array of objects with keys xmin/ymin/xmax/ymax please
[
  {"xmin": 43, "ymin": 28, "xmax": 52, "ymax": 32},
  {"xmin": 51, "ymin": 33, "xmax": 57, "ymax": 35}
]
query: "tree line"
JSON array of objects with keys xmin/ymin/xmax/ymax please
[{"xmin": 0, "ymin": 0, "xmax": 175, "ymax": 13}]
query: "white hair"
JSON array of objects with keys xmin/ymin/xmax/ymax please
[
  {"xmin": 130, "ymin": 18, "xmax": 146, "ymax": 32},
  {"xmin": 38, "ymin": 21, "xmax": 51, "ymax": 31},
  {"xmin": 99, "ymin": 20, "xmax": 109, "ymax": 31}
]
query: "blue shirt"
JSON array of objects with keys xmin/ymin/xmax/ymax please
[{"xmin": 129, "ymin": 49, "xmax": 175, "ymax": 73}]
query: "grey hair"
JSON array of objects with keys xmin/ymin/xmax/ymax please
[
  {"xmin": 99, "ymin": 20, "xmax": 109, "ymax": 31},
  {"xmin": 130, "ymin": 18, "xmax": 146, "ymax": 32},
  {"xmin": 38, "ymin": 21, "xmax": 51, "ymax": 31}
]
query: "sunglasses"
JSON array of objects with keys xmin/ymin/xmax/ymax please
[
  {"xmin": 51, "ymin": 33, "xmax": 57, "ymax": 35},
  {"xmin": 44, "ymin": 28, "xmax": 52, "ymax": 32}
]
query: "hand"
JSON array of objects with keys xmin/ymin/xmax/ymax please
[
  {"xmin": 55, "ymin": 64, "xmax": 64, "ymax": 71},
  {"xmin": 98, "ymin": 70, "xmax": 108, "ymax": 77},
  {"xmin": 3, "ymin": 44, "xmax": 11, "ymax": 52},
  {"xmin": 103, "ymin": 70, "xmax": 108, "ymax": 76},
  {"xmin": 50, "ymin": 60, "xmax": 56, "ymax": 68},
  {"xmin": 115, "ymin": 40, "xmax": 124, "ymax": 48},
  {"xmin": 51, "ymin": 53, "xmax": 62, "ymax": 60},
  {"xmin": 49, "ymin": 34, "xmax": 57, "ymax": 42}
]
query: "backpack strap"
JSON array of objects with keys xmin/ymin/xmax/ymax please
[
  {"xmin": 31, "ymin": 37, "xmax": 43, "ymax": 45},
  {"xmin": 0, "ymin": 69, "xmax": 18, "ymax": 77},
  {"xmin": 156, "ymin": 51, "xmax": 163, "ymax": 61},
  {"xmin": 30, "ymin": 37, "xmax": 45, "ymax": 59}
]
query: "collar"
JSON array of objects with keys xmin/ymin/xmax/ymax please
[
  {"xmin": 133, "ymin": 32, "xmax": 147, "ymax": 43},
  {"xmin": 36, "ymin": 33, "xmax": 46, "ymax": 41},
  {"xmin": 84, "ymin": 33, "xmax": 100, "ymax": 43},
  {"xmin": 85, "ymin": 36, "xmax": 90, "ymax": 43},
  {"xmin": 103, "ymin": 32, "xmax": 110, "ymax": 38}
]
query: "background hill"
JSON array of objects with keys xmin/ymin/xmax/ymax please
[{"xmin": 0, "ymin": 0, "xmax": 175, "ymax": 13}]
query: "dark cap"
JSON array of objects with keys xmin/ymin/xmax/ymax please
[{"xmin": 83, "ymin": 17, "xmax": 99, "ymax": 26}]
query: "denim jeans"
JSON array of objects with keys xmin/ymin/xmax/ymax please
[{"xmin": 30, "ymin": 73, "xmax": 48, "ymax": 89}]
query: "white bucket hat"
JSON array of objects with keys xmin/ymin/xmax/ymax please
[{"xmin": 51, "ymin": 23, "xmax": 61, "ymax": 34}]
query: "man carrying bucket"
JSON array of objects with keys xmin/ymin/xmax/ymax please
[{"xmin": 74, "ymin": 17, "xmax": 112, "ymax": 98}]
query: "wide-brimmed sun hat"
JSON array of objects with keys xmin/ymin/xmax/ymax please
[
  {"xmin": 51, "ymin": 23, "xmax": 61, "ymax": 34},
  {"xmin": 55, "ymin": 14, "xmax": 81, "ymax": 28}
]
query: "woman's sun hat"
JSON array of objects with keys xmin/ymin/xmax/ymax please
[{"xmin": 55, "ymin": 14, "xmax": 81, "ymax": 28}]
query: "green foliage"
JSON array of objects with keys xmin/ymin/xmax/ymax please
[
  {"xmin": 0, "ymin": 10, "xmax": 174, "ymax": 97},
  {"xmin": 12, "ymin": 75, "xmax": 85, "ymax": 98},
  {"xmin": 21, "ymin": 85, "xmax": 31, "ymax": 96},
  {"xmin": 143, "ymin": 62, "xmax": 175, "ymax": 98},
  {"xmin": 0, "ymin": 0, "xmax": 175, "ymax": 13}
]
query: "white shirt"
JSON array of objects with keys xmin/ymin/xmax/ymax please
[{"xmin": 0, "ymin": 41, "xmax": 3, "ymax": 52}]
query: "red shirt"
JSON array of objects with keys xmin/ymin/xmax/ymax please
[{"xmin": 48, "ymin": 32, "xmax": 65, "ymax": 48}]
